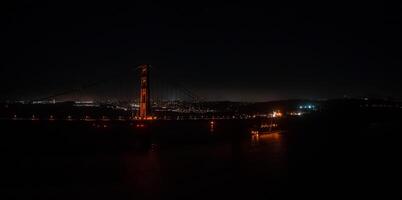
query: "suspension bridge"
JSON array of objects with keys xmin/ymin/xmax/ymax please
[{"xmin": 2, "ymin": 65, "xmax": 261, "ymax": 122}]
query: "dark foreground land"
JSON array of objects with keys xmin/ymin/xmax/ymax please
[{"xmin": 1, "ymin": 108, "xmax": 402, "ymax": 199}]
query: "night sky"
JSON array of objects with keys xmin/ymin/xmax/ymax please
[{"xmin": 2, "ymin": 1, "xmax": 402, "ymax": 101}]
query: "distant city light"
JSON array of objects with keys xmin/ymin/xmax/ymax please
[
  {"xmin": 272, "ymin": 111, "xmax": 282, "ymax": 118},
  {"xmin": 299, "ymin": 104, "xmax": 316, "ymax": 110},
  {"xmin": 289, "ymin": 112, "xmax": 303, "ymax": 116}
]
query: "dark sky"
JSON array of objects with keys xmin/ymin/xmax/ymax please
[{"xmin": 2, "ymin": 1, "xmax": 402, "ymax": 101}]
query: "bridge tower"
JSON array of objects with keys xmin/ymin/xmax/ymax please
[{"xmin": 138, "ymin": 64, "xmax": 151, "ymax": 119}]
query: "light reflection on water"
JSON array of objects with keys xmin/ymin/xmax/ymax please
[
  {"xmin": 123, "ymin": 150, "xmax": 161, "ymax": 199},
  {"xmin": 248, "ymin": 131, "xmax": 288, "ymax": 176},
  {"xmin": 7, "ymin": 119, "xmax": 397, "ymax": 199},
  {"xmin": 251, "ymin": 132, "xmax": 285, "ymax": 151},
  {"xmin": 121, "ymin": 130, "xmax": 288, "ymax": 198}
]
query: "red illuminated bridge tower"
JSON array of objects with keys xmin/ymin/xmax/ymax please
[{"xmin": 138, "ymin": 64, "xmax": 151, "ymax": 119}]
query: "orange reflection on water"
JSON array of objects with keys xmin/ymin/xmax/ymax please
[
  {"xmin": 136, "ymin": 124, "xmax": 146, "ymax": 128},
  {"xmin": 251, "ymin": 131, "xmax": 283, "ymax": 149},
  {"xmin": 259, "ymin": 132, "xmax": 281, "ymax": 140},
  {"xmin": 251, "ymin": 134, "xmax": 260, "ymax": 145},
  {"xmin": 210, "ymin": 121, "xmax": 215, "ymax": 133}
]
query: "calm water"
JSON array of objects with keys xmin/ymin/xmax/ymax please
[{"xmin": 2, "ymin": 119, "xmax": 402, "ymax": 199}]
